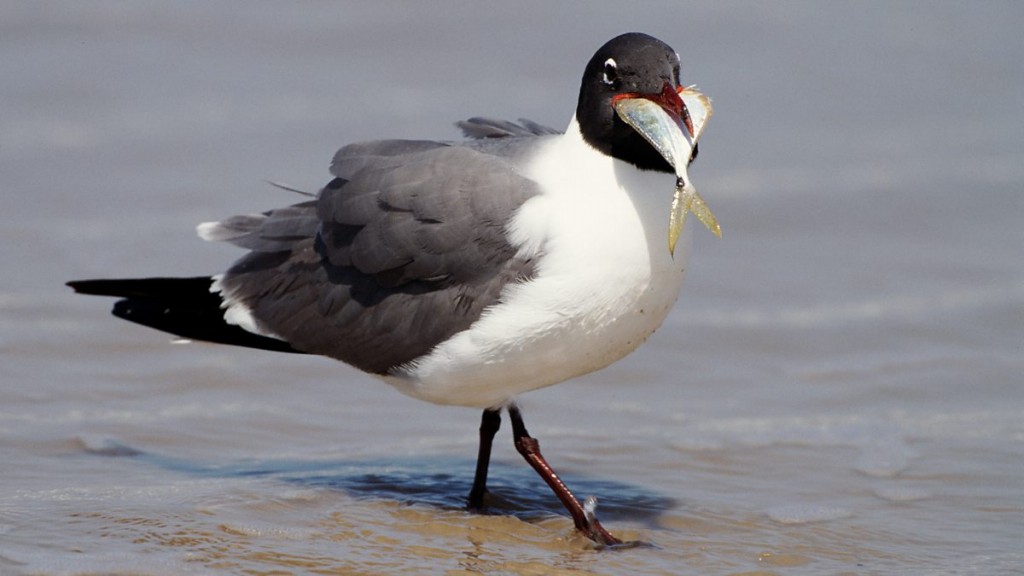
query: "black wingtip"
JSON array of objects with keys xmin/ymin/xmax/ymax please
[
  {"xmin": 68, "ymin": 275, "xmax": 306, "ymax": 355},
  {"xmin": 66, "ymin": 276, "xmax": 215, "ymax": 298},
  {"xmin": 67, "ymin": 278, "xmax": 124, "ymax": 296}
]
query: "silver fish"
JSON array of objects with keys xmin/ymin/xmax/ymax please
[{"xmin": 614, "ymin": 88, "xmax": 719, "ymax": 255}]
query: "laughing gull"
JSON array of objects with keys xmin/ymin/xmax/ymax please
[{"xmin": 68, "ymin": 32, "xmax": 717, "ymax": 546}]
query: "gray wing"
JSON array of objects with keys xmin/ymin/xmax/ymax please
[
  {"xmin": 456, "ymin": 117, "xmax": 561, "ymax": 139},
  {"xmin": 212, "ymin": 140, "xmax": 540, "ymax": 375}
]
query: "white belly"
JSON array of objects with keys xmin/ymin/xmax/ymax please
[{"xmin": 388, "ymin": 119, "xmax": 690, "ymax": 408}]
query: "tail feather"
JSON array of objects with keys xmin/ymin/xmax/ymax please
[{"xmin": 67, "ymin": 277, "xmax": 303, "ymax": 354}]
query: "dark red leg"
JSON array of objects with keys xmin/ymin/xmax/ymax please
[
  {"xmin": 467, "ymin": 408, "xmax": 502, "ymax": 510},
  {"xmin": 508, "ymin": 405, "xmax": 621, "ymax": 546}
]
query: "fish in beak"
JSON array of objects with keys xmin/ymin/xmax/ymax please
[{"xmin": 612, "ymin": 82, "xmax": 719, "ymax": 255}]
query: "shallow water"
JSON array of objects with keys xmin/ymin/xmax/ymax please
[{"xmin": 3, "ymin": 2, "xmax": 1023, "ymax": 574}]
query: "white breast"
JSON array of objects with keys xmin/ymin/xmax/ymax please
[{"xmin": 389, "ymin": 116, "xmax": 691, "ymax": 408}]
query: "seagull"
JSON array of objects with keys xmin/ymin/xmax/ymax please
[{"xmin": 68, "ymin": 32, "xmax": 717, "ymax": 546}]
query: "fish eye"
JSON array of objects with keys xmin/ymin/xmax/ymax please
[{"xmin": 602, "ymin": 58, "xmax": 618, "ymax": 86}]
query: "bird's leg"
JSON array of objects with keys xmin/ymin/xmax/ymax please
[
  {"xmin": 467, "ymin": 407, "xmax": 502, "ymax": 510},
  {"xmin": 508, "ymin": 405, "xmax": 622, "ymax": 546}
]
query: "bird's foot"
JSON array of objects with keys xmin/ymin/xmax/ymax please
[{"xmin": 576, "ymin": 495, "xmax": 622, "ymax": 546}]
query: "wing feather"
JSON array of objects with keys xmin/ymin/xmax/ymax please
[{"xmin": 212, "ymin": 140, "xmax": 540, "ymax": 374}]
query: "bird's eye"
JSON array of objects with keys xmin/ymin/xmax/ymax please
[{"xmin": 602, "ymin": 58, "xmax": 618, "ymax": 86}]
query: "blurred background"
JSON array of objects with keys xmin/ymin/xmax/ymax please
[{"xmin": 2, "ymin": 2, "xmax": 1021, "ymax": 574}]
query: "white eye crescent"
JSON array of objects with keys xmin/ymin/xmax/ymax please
[{"xmin": 602, "ymin": 58, "xmax": 617, "ymax": 85}]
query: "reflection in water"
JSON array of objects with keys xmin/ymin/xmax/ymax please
[
  {"xmin": 64, "ymin": 440, "xmax": 675, "ymax": 574},
  {"xmin": 85, "ymin": 439, "xmax": 674, "ymax": 525}
]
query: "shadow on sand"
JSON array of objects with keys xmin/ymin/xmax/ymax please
[{"xmin": 82, "ymin": 438, "xmax": 674, "ymax": 527}]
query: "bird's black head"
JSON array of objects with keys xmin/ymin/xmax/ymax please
[{"xmin": 576, "ymin": 33, "xmax": 694, "ymax": 173}]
